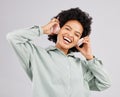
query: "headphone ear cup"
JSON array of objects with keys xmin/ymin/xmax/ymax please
[
  {"xmin": 51, "ymin": 24, "xmax": 60, "ymax": 34},
  {"xmin": 77, "ymin": 38, "xmax": 84, "ymax": 46},
  {"xmin": 79, "ymin": 43, "xmax": 84, "ymax": 48}
]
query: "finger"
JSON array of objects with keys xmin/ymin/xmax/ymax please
[
  {"xmin": 75, "ymin": 45, "xmax": 82, "ymax": 51},
  {"xmin": 84, "ymin": 37, "xmax": 89, "ymax": 41},
  {"xmin": 51, "ymin": 18, "xmax": 59, "ymax": 23},
  {"xmin": 83, "ymin": 37, "xmax": 90, "ymax": 43},
  {"xmin": 49, "ymin": 19, "xmax": 60, "ymax": 27},
  {"xmin": 46, "ymin": 21, "xmax": 59, "ymax": 32},
  {"xmin": 82, "ymin": 40, "xmax": 89, "ymax": 44}
]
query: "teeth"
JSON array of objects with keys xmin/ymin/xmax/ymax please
[{"xmin": 63, "ymin": 37, "xmax": 72, "ymax": 43}]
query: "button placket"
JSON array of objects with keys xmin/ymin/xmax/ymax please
[{"xmin": 66, "ymin": 57, "xmax": 72, "ymax": 97}]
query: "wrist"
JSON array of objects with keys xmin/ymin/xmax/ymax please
[
  {"xmin": 41, "ymin": 26, "xmax": 48, "ymax": 34},
  {"xmin": 86, "ymin": 55, "xmax": 95, "ymax": 60}
]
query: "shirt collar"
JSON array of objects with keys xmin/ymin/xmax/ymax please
[{"xmin": 46, "ymin": 45, "xmax": 75, "ymax": 57}]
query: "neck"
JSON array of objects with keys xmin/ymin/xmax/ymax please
[{"xmin": 55, "ymin": 44, "xmax": 68, "ymax": 55}]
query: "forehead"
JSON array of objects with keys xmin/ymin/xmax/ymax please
[
  {"xmin": 64, "ymin": 20, "xmax": 83, "ymax": 31},
  {"xmin": 64, "ymin": 20, "xmax": 83, "ymax": 32}
]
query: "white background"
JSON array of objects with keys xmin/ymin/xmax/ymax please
[{"xmin": 0, "ymin": 0, "xmax": 120, "ymax": 97}]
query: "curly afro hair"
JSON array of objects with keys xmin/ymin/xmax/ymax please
[{"xmin": 48, "ymin": 7, "xmax": 92, "ymax": 53}]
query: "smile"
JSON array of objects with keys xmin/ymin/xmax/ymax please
[{"xmin": 63, "ymin": 36, "xmax": 72, "ymax": 44}]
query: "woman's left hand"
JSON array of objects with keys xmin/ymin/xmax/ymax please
[{"xmin": 75, "ymin": 36, "xmax": 94, "ymax": 60}]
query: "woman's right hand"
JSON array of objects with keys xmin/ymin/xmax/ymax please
[{"xmin": 41, "ymin": 18, "xmax": 60, "ymax": 35}]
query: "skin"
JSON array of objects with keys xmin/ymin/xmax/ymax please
[{"xmin": 42, "ymin": 18, "xmax": 93, "ymax": 60}]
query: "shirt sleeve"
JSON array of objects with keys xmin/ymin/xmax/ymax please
[
  {"xmin": 6, "ymin": 25, "xmax": 43, "ymax": 80},
  {"xmin": 81, "ymin": 57, "xmax": 111, "ymax": 91}
]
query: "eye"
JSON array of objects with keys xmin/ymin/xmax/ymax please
[
  {"xmin": 75, "ymin": 33, "xmax": 80, "ymax": 37},
  {"xmin": 65, "ymin": 27, "xmax": 70, "ymax": 31}
]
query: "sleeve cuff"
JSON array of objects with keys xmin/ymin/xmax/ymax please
[
  {"xmin": 39, "ymin": 26, "xmax": 44, "ymax": 36},
  {"xmin": 86, "ymin": 57, "xmax": 103, "ymax": 68},
  {"xmin": 30, "ymin": 25, "xmax": 44, "ymax": 36}
]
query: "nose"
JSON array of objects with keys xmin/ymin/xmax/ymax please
[
  {"xmin": 68, "ymin": 30, "xmax": 74, "ymax": 37},
  {"xmin": 67, "ymin": 31, "xmax": 74, "ymax": 41}
]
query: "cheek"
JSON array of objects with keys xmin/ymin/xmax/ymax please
[
  {"xmin": 57, "ymin": 32, "xmax": 63, "ymax": 42},
  {"xmin": 57, "ymin": 34, "xmax": 61, "ymax": 42},
  {"xmin": 57, "ymin": 30, "xmax": 64, "ymax": 36},
  {"xmin": 74, "ymin": 37, "xmax": 80, "ymax": 44}
]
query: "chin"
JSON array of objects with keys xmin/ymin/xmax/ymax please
[{"xmin": 62, "ymin": 44, "xmax": 73, "ymax": 49}]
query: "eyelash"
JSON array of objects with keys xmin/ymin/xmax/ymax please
[
  {"xmin": 75, "ymin": 34, "xmax": 80, "ymax": 37},
  {"xmin": 65, "ymin": 28, "xmax": 70, "ymax": 31},
  {"xmin": 65, "ymin": 27, "xmax": 81, "ymax": 37}
]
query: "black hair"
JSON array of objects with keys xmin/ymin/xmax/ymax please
[{"xmin": 48, "ymin": 7, "xmax": 92, "ymax": 53}]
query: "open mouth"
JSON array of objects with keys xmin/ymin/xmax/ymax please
[{"xmin": 63, "ymin": 36, "xmax": 72, "ymax": 44}]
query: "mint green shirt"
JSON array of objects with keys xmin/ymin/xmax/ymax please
[{"xmin": 6, "ymin": 26, "xmax": 111, "ymax": 97}]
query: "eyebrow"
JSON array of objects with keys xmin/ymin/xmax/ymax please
[{"xmin": 65, "ymin": 25, "xmax": 82, "ymax": 35}]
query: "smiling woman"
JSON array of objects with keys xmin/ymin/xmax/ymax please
[
  {"xmin": 48, "ymin": 7, "xmax": 92, "ymax": 52},
  {"xmin": 6, "ymin": 7, "xmax": 111, "ymax": 97},
  {"xmin": 55, "ymin": 20, "xmax": 83, "ymax": 54}
]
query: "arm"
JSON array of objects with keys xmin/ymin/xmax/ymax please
[
  {"xmin": 76, "ymin": 36, "xmax": 111, "ymax": 91},
  {"xmin": 82, "ymin": 57, "xmax": 111, "ymax": 91},
  {"xmin": 6, "ymin": 26, "xmax": 43, "ymax": 80},
  {"xmin": 6, "ymin": 18, "xmax": 59, "ymax": 80}
]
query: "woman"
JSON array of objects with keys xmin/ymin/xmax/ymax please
[{"xmin": 7, "ymin": 7, "xmax": 111, "ymax": 97}]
